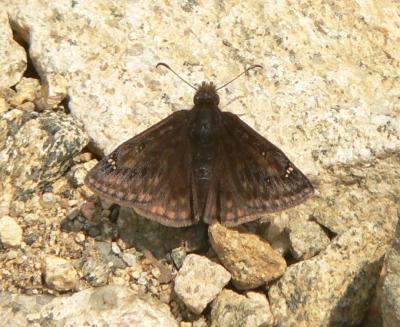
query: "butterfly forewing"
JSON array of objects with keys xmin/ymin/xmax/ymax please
[
  {"xmin": 216, "ymin": 112, "xmax": 314, "ymax": 226},
  {"xmin": 85, "ymin": 110, "xmax": 195, "ymax": 227}
]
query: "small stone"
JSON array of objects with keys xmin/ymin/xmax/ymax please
[
  {"xmin": 68, "ymin": 164, "xmax": 88, "ymax": 187},
  {"xmin": 25, "ymin": 232, "xmax": 39, "ymax": 245},
  {"xmin": 180, "ymin": 322, "xmax": 192, "ymax": 327},
  {"xmin": 6, "ymin": 249, "xmax": 18, "ymax": 260},
  {"xmin": 43, "ymin": 255, "xmax": 79, "ymax": 291},
  {"xmin": 211, "ymin": 289, "xmax": 274, "ymax": 327},
  {"xmin": 111, "ymin": 242, "xmax": 121, "ymax": 255},
  {"xmin": 171, "ymin": 247, "xmax": 187, "ymax": 269},
  {"xmin": 137, "ymin": 276, "xmax": 148, "ymax": 286},
  {"xmin": 0, "ymin": 216, "xmax": 23, "ymax": 248},
  {"xmin": 122, "ymin": 253, "xmax": 139, "ymax": 267},
  {"xmin": 74, "ymin": 232, "xmax": 85, "ymax": 244},
  {"xmin": 82, "ymin": 257, "xmax": 110, "ymax": 287},
  {"xmin": 74, "ymin": 152, "xmax": 93, "ymax": 163},
  {"xmin": 151, "ymin": 267, "xmax": 161, "ymax": 279},
  {"xmin": 209, "ymin": 223, "xmax": 286, "ymax": 290},
  {"xmin": 174, "ymin": 254, "xmax": 231, "ymax": 314},
  {"xmin": 40, "ymin": 192, "xmax": 57, "ymax": 208},
  {"xmin": 131, "ymin": 270, "xmax": 141, "ymax": 280},
  {"xmin": 288, "ymin": 219, "xmax": 330, "ymax": 259},
  {"xmin": 11, "ymin": 77, "xmax": 40, "ymax": 106},
  {"xmin": 0, "ymin": 97, "xmax": 8, "ymax": 113}
]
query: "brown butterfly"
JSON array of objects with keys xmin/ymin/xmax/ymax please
[{"xmin": 85, "ymin": 63, "xmax": 314, "ymax": 227}]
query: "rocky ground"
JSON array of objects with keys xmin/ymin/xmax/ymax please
[{"xmin": 1, "ymin": 1, "xmax": 399, "ymax": 327}]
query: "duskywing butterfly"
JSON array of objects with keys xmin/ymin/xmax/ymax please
[{"xmin": 85, "ymin": 63, "xmax": 314, "ymax": 227}]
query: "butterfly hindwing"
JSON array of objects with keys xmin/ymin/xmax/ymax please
[
  {"xmin": 217, "ymin": 112, "xmax": 314, "ymax": 226},
  {"xmin": 85, "ymin": 110, "xmax": 195, "ymax": 227}
]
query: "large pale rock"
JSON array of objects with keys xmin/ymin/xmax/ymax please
[
  {"xmin": 3, "ymin": 1, "xmax": 398, "ymax": 166},
  {"xmin": 174, "ymin": 254, "xmax": 231, "ymax": 314},
  {"xmin": 0, "ymin": 216, "xmax": 23, "ymax": 248},
  {"xmin": 209, "ymin": 223, "xmax": 286, "ymax": 290},
  {"xmin": 0, "ymin": 109, "xmax": 88, "ymax": 206},
  {"xmin": 382, "ymin": 217, "xmax": 400, "ymax": 327},
  {"xmin": 1, "ymin": 285, "xmax": 178, "ymax": 327},
  {"xmin": 269, "ymin": 223, "xmax": 389, "ymax": 327},
  {"xmin": 211, "ymin": 289, "xmax": 274, "ymax": 327},
  {"xmin": 0, "ymin": 11, "xmax": 26, "ymax": 88},
  {"xmin": 1, "ymin": 0, "xmax": 397, "ymax": 241}
]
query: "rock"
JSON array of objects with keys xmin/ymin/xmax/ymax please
[
  {"xmin": 382, "ymin": 217, "xmax": 400, "ymax": 327},
  {"xmin": 0, "ymin": 98, "xmax": 8, "ymax": 113},
  {"xmin": 81, "ymin": 256, "xmax": 111, "ymax": 287},
  {"xmin": 0, "ymin": 216, "xmax": 23, "ymax": 247},
  {"xmin": 269, "ymin": 222, "xmax": 389, "ymax": 327},
  {"xmin": 0, "ymin": 11, "xmax": 26, "ymax": 88},
  {"xmin": 68, "ymin": 163, "xmax": 91, "ymax": 187},
  {"xmin": 288, "ymin": 218, "xmax": 330, "ymax": 259},
  {"xmin": 10, "ymin": 77, "xmax": 41, "ymax": 107},
  {"xmin": 174, "ymin": 254, "xmax": 231, "ymax": 314},
  {"xmin": 1, "ymin": 285, "xmax": 179, "ymax": 326},
  {"xmin": 37, "ymin": 73, "xmax": 68, "ymax": 110},
  {"xmin": 209, "ymin": 223, "xmax": 286, "ymax": 290},
  {"xmin": 117, "ymin": 207, "xmax": 207, "ymax": 258},
  {"xmin": 211, "ymin": 289, "xmax": 274, "ymax": 327},
  {"xmin": 171, "ymin": 247, "xmax": 187, "ymax": 269},
  {"xmin": 40, "ymin": 192, "xmax": 57, "ymax": 208},
  {"xmin": 0, "ymin": 109, "xmax": 88, "ymax": 205},
  {"xmin": 43, "ymin": 255, "xmax": 79, "ymax": 291}
]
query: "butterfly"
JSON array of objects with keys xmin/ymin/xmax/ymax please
[{"xmin": 85, "ymin": 63, "xmax": 314, "ymax": 227}]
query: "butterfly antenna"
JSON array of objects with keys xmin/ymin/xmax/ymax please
[
  {"xmin": 156, "ymin": 62, "xmax": 197, "ymax": 91},
  {"xmin": 216, "ymin": 64, "xmax": 263, "ymax": 91}
]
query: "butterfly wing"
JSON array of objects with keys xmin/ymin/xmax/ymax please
[
  {"xmin": 216, "ymin": 112, "xmax": 314, "ymax": 226},
  {"xmin": 85, "ymin": 110, "xmax": 195, "ymax": 227}
]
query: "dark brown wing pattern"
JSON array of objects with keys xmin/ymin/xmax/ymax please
[
  {"xmin": 216, "ymin": 112, "xmax": 314, "ymax": 226},
  {"xmin": 85, "ymin": 110, "xmax": 195, "ymax": 227}
]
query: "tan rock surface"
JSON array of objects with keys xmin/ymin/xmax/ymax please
[
  {"xmin": 269, "ymin": 222, "xmax": 390, "ymax": 327},
  {"xmin": 209, "ymin": 223, "xmax": 286, "ymax": 290}
]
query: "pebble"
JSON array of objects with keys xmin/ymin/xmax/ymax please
[
  {"xmin": 40, "ymin": 192, "xmax": 57, "ymax": 208},
  {"xmin": 171, "ymin": 247, "xmax": 187, "ymax": 269},
  {"xmin": 122, "ymin": 253, "xmax": 138, "ymax": 267},
  {"xmin": 174, "ymin": 254, "xmax": 231, "ymax": 314},
  {"xmin": 111, "ymin": 242, "xmax": 121, "ymax": 255},
  {"xmin": 0, "ymin": 216, "xmax": 23, "ymax": 248},
  {"xmin": 43, "ymin": 255, "xmax": 79, "ymax": 291}
]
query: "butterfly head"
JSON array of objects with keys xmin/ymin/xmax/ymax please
[{"xmin": 193, "ymin": 82, "xmax": 220, "ymax": 106}]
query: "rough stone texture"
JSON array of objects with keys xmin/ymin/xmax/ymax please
[
  {"xmin": 0, "ymin": 109, "xmax": 88, "ymax": 210},
  {"xmin": 211, "ymin": 289, "xmax": 274, "ymax": 327},
  {"xmin": 0, "ymin": 0, "xmax": 397, "ymax": 242},
  {"xmin": 269, "ymin": 223, "xmax": 389, "ymax": 327},
  {"xmin": 0, "ymin": 216, "xmax": 23, "ymax": 248},
  {"xmin": 174, "ymin": 254, "xmax": 231, "ymax": 314},
  {"xmin": 43, "ymin": 255, "xmax": 79, "ymax": 291},
  {"xmin": 288, "ymin": 216, "xmax": 331, "ymax": 260},
  {"xmin": 209, "ymin": 223, "xmax": 286, "ymax": 290},
  {"xmin": 10, "ymin": 77, "xmax": 41, "ymax": 107},
  {"xmin": 1, "ymin": 285, "xmax": 178, "ymax": 327},
  {"xmin": 382, "ymin": 217, "xmax": 400, "ymax": 327},
  {"xmin": 0, "ymin": 10, "xmax": 26, "ymax": 88}
]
